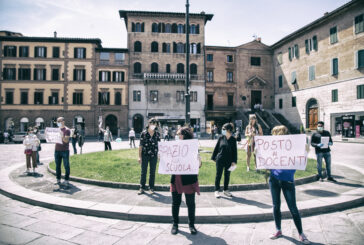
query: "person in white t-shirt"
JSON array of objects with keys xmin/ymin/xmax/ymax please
[{"xmin": 129, "ymin": 128, "xmax": 136, "ymax": 148}]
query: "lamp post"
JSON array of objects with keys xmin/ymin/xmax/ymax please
[{"xmin": 185, "ymin": 0, "xmax": 191, "ymax": 126}]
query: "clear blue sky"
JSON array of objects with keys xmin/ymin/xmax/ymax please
[{"xmin": 0, "ymin": 0, "xmax": 351, "ymax": 48}]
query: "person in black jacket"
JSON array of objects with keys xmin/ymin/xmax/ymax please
[
  {"xmin": 310, "ymin": 121, "xmax": 336, "ymax": 182},
  {"xmin": 211, "ymin": 123, "xmax": 237, "ymax": 198}
]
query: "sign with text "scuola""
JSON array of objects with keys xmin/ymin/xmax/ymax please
[
  {"xmin": 158, "ymin": 139, "xmax": 199, "ymax": 175},
  {"xmin": 45, "ymin": 127, "xmax": 62, "ymax": 144},
  {"xmin": 254, "ymin": 134, "xmax": 308, "ymax": 170}
]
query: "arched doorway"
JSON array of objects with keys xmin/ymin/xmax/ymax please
[
  {"xmin": 307, "ymin": 98, "xmax": 319, "ymax": 130},
  {"xmin": 105, "ymin": 114, "xmax": 118, "ymax": 135},
  {"xmin": 35, "ymin": 117, "xmax": 45, "ymax": 129},
  {"xmin": 133, "ymin": 114, "xmax": 144, "ymax": 133},
  {"xmin": 20, "ymin": 117, "xmax": 29, "ymax": 132}
]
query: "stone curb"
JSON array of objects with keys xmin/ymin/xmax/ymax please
[
  {"xmin": 1, "ymin": 163, "xmax": 363, "ymax": 224},
  {"xmin": 47, "ymin": 163, "xmax": 321, "ymax": 191}
]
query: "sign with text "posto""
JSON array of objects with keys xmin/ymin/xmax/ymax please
[
  {"xmin": 158, "ymin": 139, "xmax": 199, "ymax": 175},
  {"xmin": 254, "ymin": 134, "xmax": 308, "ymax": 170},
  {"xmin": 45, "ymin": 127, "xmax": 63, "ymax": 144}
]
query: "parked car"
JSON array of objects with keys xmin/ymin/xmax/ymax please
[{"xmin": 12, "ymin": 132, "xmax": 26, "ymax": 144}]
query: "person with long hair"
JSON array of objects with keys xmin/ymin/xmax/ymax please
[
  {"xmin": 211, "ymin": 122, "xmax": 237, "ymax": 198},
  {"xmin": 245, "ymin": 114, "xmax": 263, "ymax": 171},
  {"xmin": 170, "ymin": 126, "xmax": 201, "ymax": 235},
  {"xmin": 268, "ymin": 125, "xmax": 310, "ymax": 244}
]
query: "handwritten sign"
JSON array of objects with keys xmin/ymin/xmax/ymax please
[
  {"xmin": 321, "ymin": 137, "xmax": 329, "ymax": 149},
  {"xmin": 45, "ymin": 127, "xmax": 62, "ymax": 144},
  {"xmin": 158, "ymin": 139, "xmax": 199, "ymax": 175},
  {"xmin": 254, "ymin": 134, "xmax": 308, "ymax": 170}
]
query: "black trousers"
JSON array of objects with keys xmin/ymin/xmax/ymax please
[
  {"xmin": 104, "ymin": 141, "xmax": 112, "ymax": 151},
  {"xmin": 172, "ymin": 191, "xmax": 195, "ymax": 227},
  {"xmin": 140, "ymin": 155, "xmax": 157, "ymax": 189},
  {"xmin": 215, "ymin": 162, "xmax": 231, "ymax": 191}
]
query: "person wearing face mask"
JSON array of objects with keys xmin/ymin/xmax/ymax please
[
  {"xmin": 54, "ymin": 117, "xmax": 71, "ymax": 186},
  {"xmin": 211, "ymin": 122, "xmax": 237, "ymax": 198},
  {"xmin": 23, "ymin": 127, "xmax": 40, "ymax": 174},
  {"xmin": 138, "ymin": 118, "xmax": 161, "ymax": 194},
  {"xmin": 310, "ymin": 121, "xmax": 336, "ymax": 182},
  {"xmin": 99, "ymin": 126, "xmax": 113, "ymax": 151}
]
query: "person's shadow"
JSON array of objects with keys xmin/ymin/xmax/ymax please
[
  {"xmin": 178, "ymin": 230, "xmax": 227, "ymax": 245},
  {"xmin": 53, "ymin": 182, "xmax": 81, "ymax": 195},
  {"xmin": 282, "ymin": 235, "xmax": 325, "ymax": 245},
  {"xmin": 220, "ymin": 196, "xmax": 272, "ymax": 209},
  {"xmin": 144, "ymin": 192, "xmax": 171, "ymax": 205}
]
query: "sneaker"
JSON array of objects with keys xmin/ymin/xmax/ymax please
[
  {"xmin": 63, "ymin": 180, "xmax": 69, "ymax": 187},
  {"xmin": 247, "ymin": 166, "xmax": 250, "ymax": 172},
  {"xmin": 223, "ymin": 190, "xmax": 233, "ymax": 197},
  {"xmin": 327, "ymin": 177, "xmax": 337, "ymax": 182},
  {"xmin": 214, "ymin": 191, "xmax": 221, "ymax": 198},
  {"xmin": 316, "ymin": 175, "xmax": 321, "ymax": 181},
  {"xmin": 56, "ymin": 179, "xmax": 61, "ymax": 185},
  {"xmin": 138, "ymin": 188, "xmax": 144, "ymax": 195},
  {"xmin": 299, "ymin": 233, "xmax": 310, "ymax": 244},
  {"xmin": 171, "ymin": 225, "xmax": 178, "ymax": 235},
  {"xmin": 189, "ymin": 226, "xmax": 198, "ymax": 235},
  {"xmin": 320, "ymin": 178, "xmax": 324, "ymax": 182},
  {"xmin": 270, "ymin": 230, "xmax": 282, "ymax": 240},
  {"xmin": 150, "ymin": 189, "xmax": 155, "ymax": 194}
]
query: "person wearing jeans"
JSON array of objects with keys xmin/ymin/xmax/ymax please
[{"xmin": 54, "ymin": 117, "xmax": 71, "ymax": 187}]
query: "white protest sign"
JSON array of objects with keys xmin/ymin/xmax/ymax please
[
  {"xmin": 254, "ymin": 134, "xmax": 308, "ymax": 170},
  {"xmin": 45, "ymin": 127, "xmax": 62, "ymax": 144},
  {"xmin": 158, "ymin": 139, "xmax": 199, "ymax": 175},
  {"xmin": 321, "ymin": 136, "xmax": 329, "ymax": 149}
]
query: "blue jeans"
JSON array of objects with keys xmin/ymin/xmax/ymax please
[
  {"xmin": 55, "ymin": 150, "xmax": 70, "ymax": 181},
  {"xmin": 269, "ymin": 176, "xmax": 303, "ymax": 234},
  {"xmin": 316, "ymin": 152, "xmax": 331, "ymax": 178},
  {"xmin": 140, "ymin": 155, "xmax": 157, "ymax": 189}
]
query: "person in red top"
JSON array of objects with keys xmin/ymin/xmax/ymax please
[
  {"xmin": 170, "ymin": 126, "xmax": 201, "ymax": 235},
  {"xmin": 55, "ymin": 117, "xmax": 71, "ymax": 187}
]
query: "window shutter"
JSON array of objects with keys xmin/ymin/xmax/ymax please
[
  {"xmin": 313, "ymin": 36, "xmax": 318, "ymax": 51},
  {"xmin": 43, "ymin": 69, "xmax": 46, "ymax": 80},
  {"xmin": 196, "ymin": 24, "xmax": 200, "ymax": 34},
  {"xmin": 74, "ymin": 48, "xmax": 77, "ymax": 58},
  {"xmin": 98, "ymin": 92, "xmax": 101, "ymax": 104},
  {"xmin": 173, "ymin": 42, "xmax": 177, "ymax": 53},
  {"xmin": 33, "ymin": 69, "xmax": 37, "ymax": 80},
  {"xmin": 294, "ymin": 44, "xmax": 299, "ymax": 58},
  {"xmin": 132, "ymin": 22, "xmax": 135, "ymax": 32},
  {"xmin": 355, "ymin": 51, "xmax": 359, "ymax": 69},
  {"xmin": 99, "ymin": 71, "xmax": 102, "ymax": 81},
  {"xmin": 158, "ymin": 23, "xmax": 161, "ymax": 32},
  {"xmin": 288, "ymin": 47, "xmax": 292, "ymax": 61},
  {"xmin": 197, "ymin": 43, "xmax": 201, "ymax": 54},
  {"xmin": 4, "ymin": 46, "xmax": 8, "ymax": 56},
  {"xmin": 162, "ymin": 23, "xmax": 165, "ymax": 33},
  {"xmin": 19, "ymin": 47, "xmax": 22, "ymax": 57},
  {"xmin": 44, "ymin": 47, "xmax": 47, "ymax": 58},
  {"xmin": 73, "ymin": 93, "xmax": 76, "ymax": 104},
  {"xmin": 73, "ymin": 69, "xmax": 76, "ymax": 81},
  {"xmin": 141, "ymin": 23, "xmax": 144, "ymax": 32},
  {"xmin": 122, "ymin": 72, "xmax": 125, "ymax": 81},
  {"xmin": 112, "ymin": 71, "xmax": 116, "ymax": 81},
  {"xmin": 34, "ymin": 47, "xmax": 38, "ymax": 57},
  {"xmin": 162, "ymin": 43, "xmax": 166, "ymax": 53},
  {"xmin": 82, "ymin": 69, "xmax": 86, "ymax": 81},
  {"xmin": 305, "ymin": 40, "xmax": 309, "ymax": 54},
  {"xmin": 80, "ymin": 93, "xmax": 83, "ymax": 105},
  {"xmin": 107, "ymin": 71, "xmax": 111, "ymax": 81},
  {"xmin": 83, "ymin": 48, "xmax": 86, "ymax": 58},
  {"xmin": 183, "ymin": 24, "xmax": 186, "ymax": 33}
]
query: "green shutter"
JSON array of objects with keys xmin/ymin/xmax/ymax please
[
  {"xmin": 294, "ymin": 44, "xmax": 299, "ymax": 58},
  {"xmin": 332, "ymin": 58, "xmax": 338, "ymax": 75},
  {"xmin": 313, "ymin": 36, "xmax": 318, "ymax": 51},
  {"xmin": 291, "ymin": 71, "xmax": 296, "ymax": 84},
  {"xmin": 278, "ymin": 75, "xmax": 282, "ymax": 88},
  {"xmin": 358, "ymin": 50, "xmax": 364, "ymax": 68},
  {"xmin": 305, "ymin": 40, "xmax": 309, "ymax": 54},
  {"xmin": 288, "ymin": 47, "xmax": 292, "ymax": 61}
]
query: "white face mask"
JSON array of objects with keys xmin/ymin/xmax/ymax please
[
  {"xmin": 150, "ymin": 125, "xmax": 156, "ymax": 130},
  {"xmin": 57, "ymin": 122, "xmax": 62, "ymax": 127},
  {"xmin": 317, "ymin": 126, "xmax": 323, "ymax": 132}
]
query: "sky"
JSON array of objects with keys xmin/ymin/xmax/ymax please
[{"xmin": 0, "ymin": 0, "xmax": 351, "ymax": 48}]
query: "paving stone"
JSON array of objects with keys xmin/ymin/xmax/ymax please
[
  {"xmin": 113, "ymin": 225, "xmax": 164, "ymax": 245},
  {"xmin": 0, "ymin": 224, "xmax": 41, "ymax": 245},
  {"xmin": 0, "ymin": 213, "xmax": 39, "ymax": 228},
  {"xmin": 27, "ymin": 236, "xmax": 77, "ymax": 245},
  {"xmin": 69, "ymin": 230, "xmax": 121, "ymax": 245}
]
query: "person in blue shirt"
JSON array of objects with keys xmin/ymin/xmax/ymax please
[{"xmin": 269, "ymin": 125, "xmax": 310, "ymax": 244}]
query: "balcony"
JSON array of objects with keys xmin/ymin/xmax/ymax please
[{"xmin": 143, "ymin": 73, "xmax": 204, "ymax": 81}]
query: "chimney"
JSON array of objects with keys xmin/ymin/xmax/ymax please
[
  {"xmin": 256, "ymin": 37, "xmax": 261, "ymax": 42},
  {"xmin": 54, "ymin": 31, "xmax": 57, "ymax": 38}
]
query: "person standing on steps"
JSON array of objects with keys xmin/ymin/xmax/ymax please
[
  {"xmin": 245, "ymin": 114, "xmax": 263, "ymax": 171},
  {"xmin": 54, "ymin": 117, "xmax": 71, "ymax": 187}
]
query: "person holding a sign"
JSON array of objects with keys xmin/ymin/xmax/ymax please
[
  {"xmin": 310, "ymin": 121, "xmax": 336, "ymax": 182},
  {"xmin": 170, "ymin": 127, "xmax": 201, "ymax": 235},
  {"xmin": 138, "ymin": 118, "xmax": 160, "ymax": 194},
  {"xmin": 245, "ymin": 114, "xmax": 263, "ymax": 171},
  {"xmin": 212, "ymin": 123, "xmax": 237, "ymax": 198},
  {"xmin": 54, "ymin": 117, "xmax": 71, "ymax": 186},
  {"xmin": 23, "ymin": 127, "xmax": 40, "ymax": 174},
  {"xmin": 268, "ymin": 126, "xmax": 310, "ymax": 244}
]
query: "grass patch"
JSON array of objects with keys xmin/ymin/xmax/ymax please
[{"xmin": 49, "ymin": 147, "xmax": 317, "ymax": 185}]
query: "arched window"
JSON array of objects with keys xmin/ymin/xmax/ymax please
[
  {"xmin": 35, "ymin": 117, "xmax": 45, "ymax": 129},
  {"xmin": 134, "ymin": 62, "xmax": 141, "ymax": 74},
  {"xmin": 177, "ymin": 42, "xmax": 184, "ymax": 53},
  {"xmin": 135, "ymin": 23, "xmax": 141, "ymax": 32},
  {"xmin": 165, "ymin": 23, "xmax": 171, "ymax": 33},
  {"xmin": 115, "ymin": 92, "xmax": 121, "ymax": 105},
  {"xmin": 190, "ymin": 43, "xmax": 197, "ymax": 54},
  {"xmin": 190, "ymin": 64, "xmax": 197, "ymax": 75},
  {"xmin": 172, "ymin": 23, "xmax": 178, "ymax": 33},
  {"xmin": 151, "ymin": 63, "xmax": 159, "ymax": 73},
  {"xmin": 190, "ymin": 24, "xmax": 196, "ymax": 34},
  {"xmin": 134, "ymin": 41, "xmax": 142, "ymax": 52},
  {"xmin": 162, "ymin": 43, "xmax": 170, "ymax": 53},
  {"xmin": 177, "ymin": 24, "xmax": 184, "ymax": 33},
  {"xmin": 152, "ymin": 23, "xmax": 158, "ymax": 33},
  {"xmin": 177, "ymin": 63, "xmax": 184, "ymax": 74},
  {"xmin": 151, "ymin": 41, "xmax": 158, "ymax": 52}
]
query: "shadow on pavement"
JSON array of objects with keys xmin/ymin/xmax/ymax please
[
  {"xmin": 178, "ymin": 230, "xmax": 228, "ymax": 245},
  {"xmin": 220, "ymin": 196, "xmax": 272, "ymax": 209},
  {"xmin": 144, "ymin": 192, "xmax": 171, "ymax": 205},
  {"xmin": 53, "ymin": 183, "xmax": 81, "ymax": 195},
  {"xmin": 330, "ymin": 180, "xmax": 363, "ymax": 188},
  {"xmin": 282, "ymin": 235, "xmax": 325, "ymax": 245},
  {"xmin": 18, "ymin": 172, "xmax": 44, "ymax": 178},
  {"xmin": 303, "ymin": 189, "xmax": 339, "ymax": 197}
]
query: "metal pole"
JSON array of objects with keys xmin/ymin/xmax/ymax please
[{"xmin": 185, "ymin": 0, "xmax": 190, "ymax": 125}]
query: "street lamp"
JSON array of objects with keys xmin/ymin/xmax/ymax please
[{"xmin": 185, "ymin": 0, "xmax": 191, "ymax": 126}]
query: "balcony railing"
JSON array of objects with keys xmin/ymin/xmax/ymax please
[{"xmin": 142, "ymin": 73, "xmax": 204, "ymax": 81}]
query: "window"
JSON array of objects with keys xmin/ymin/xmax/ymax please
[
  {"xmin": 99, "ymin": 71, "xmax": 111, "ymax": 82},
  {"xmin": 113, "ymin": 71, "xmax": 125, "ymax": 82},
  {"xmin": 172, "ymin": 23, "xmax": 178, "ymax": 33},
  {"xmin": 162, "ymin": 43, "xmax": 171, "ymax": 53},
  {"xmin": 177, "ymin": 63, "xmax": 184, "ymax": 74},
  {"xmin": 150, "ymin": 90, "xmax": 158, "ymax": 103},
  {"xmin": 291, "ymin": 71, "xmax": 297, "ymax": 84},
  {"xmin": 330, "ymin": 26, "xmax": 338, "ymax": 44},
  {"xmin": 357, "ymin": 85, "xmax": 364, "ymax": 99},
  {"xmin": 73, "ymin": 92, "xmax": 83, "ymax": 105},
  {"xmin": 309, "ymin": 66, "xmax": 315, "ymax": 81},
  {"xmin": 227, "ymin": 71, "xmax": 233, "ymax": 83},
  {"xmin": 207, "ymin": 70, "xmax": 213, "ymax": 82},
  {"xmin": 277, "ymin": 52, "xmax": 282, "ymax": 65},
  {"xmin": 33, "ymin": 68, "xmax": 46, "ymax": 80},
  {"xmin": 74, "ymin": 48, "xmax": 86, "ymax": 59},
  {"xmin": 190, "ymin": 91, "xmax": 198, "ymax": 102},
  {"xmin": 292, "ymin": 96, "xmax": 296, "ymax": 107},
  {"xmin": 278, "ymin": 75, "xmax": 283, "ymax": 88},
  {"xmin": 134, "ymin": 41, "xmax": 142, "ymax": 52},
  {"xmin": 332, "ymin": 58, "xmax": 338, "ymax": 75},
  {"xmin": 19, "ymin": 46, "xmax": 29, "ymax": 57},
  {"xmin": 176, "ymin": 91, "xmax": 184, "ymax": 102},
  {"xmin": 21, "ymin": 91, "xmax": 28, "ymax": 105},
  {"xmin": 177, "ymin": 24, "xmax": 184, "ymax": 33},
  {"xmin": 355, "ymin": 14, "xmax": 364, "ymax": 34},
  {"xmin": 152, "ymin": 23, "xmax": 159, "ymax": 33},
  {"xmin": 49, "ymin": 92, "xmax": 59, "ymax": 105},
  {"xmin": 98, "ymin": 92, "xmax": 110, "ymax": 105},
  {"xmin": 190, "ymin": 24, "xmax": 199, "ymax": 34},
  {"xmin": 228, "ymin": 94, "xmax": 234, "ymax": 106},
  {"xmin": 34, "ymin": 47, "xmax": 47, "ymax": 58},
  {"xmin": 251, "ymin": 57, "xmax": 261, "ymax": 66},
  {"xmin": 134, "ymin": 62, "xmax": 141, "ymax": 73},
  {"xmin": 165, "ymin": 24, "xmax": 172, "ymax": 33},
  {"xmin": 190, "ymin": 64, "xmax": 197, "ymax": 75},
  {"xmin": 357, "ymin": 50, "xmax": 364, "ymax": 69},
  {"xmin": 52, "ymin": 47, "xmax": 60, "ymax": 58},
  {"xmin": 4, "ymin": 46, "xmax": 17, "ymax": 57},
  {"xmin": 18, "ymin": 68, "xmax": 31, "ymax": 80},
  {"xmin": 176, "ymin": 42, "xmax": 185, "ymax": 53},
  {"xmin": 305, "ymin": 39, "xmax": 310, "ymax": 54},
  {"xmin": 151, "ymin": 42, "xmax": 159, "ymax": 52},
  {"xmin": 166, "ymin": 64, "xmax": 171, "ymax": 73},
  {"xmin": 5, "ymin": 91, "xmax": 14, "ymax": 104},
  {"xmin": 115, "ymin": 92, "xmax": 122, "ymax": 105},
  {"xmin": 288, "ymin": 47, "xmax": 292, "ymax": 61},
  {"xmin": 100, "ymin": 52, "xmax": 109, "ymax": 60},
  {"xmin": 279, "ymin": 98, "xmax": 283, "ymax": 109},
  {"xmin": 151, "ymin": 63, "xmax": 159, "ymax": 73},
  {"xmin": 132, "ymin": 22, "xmax": 144, "ymax": 32},
  {"xmin": 34, "ymin": 91, "xmax": 43, "ymax": 105},
  {"xmin": 294, "ymin": 44, "xmax": 299, "ymax": 58},
  {"xmin": 332, "ymin": 89, "xmax": 338, "ymax": 102},
  {"xmin": 207, "ymin": 54, "xmax": 213, "ymax": 61},
  {"xmin": 133, "ymin": 90, "xmax": 141, "ymax": 102},
  {"xmin": 313, "ymin": 35, "xmax": 318, "ymax": 51},
  {"xmin": 227, "ymin": 55, "xmax": 233, "ymax": 62},
  {"xmin": 73, "ymin": 69, "xmax": 86, "ymax": 81},
  {"xmin": 52, "ymin": 69, "xmax": 59, "ymax": 81},
  {"xmin": 115, "ymin": 53, "xmax": 125, "ymax": 63},
  {"xmin": 3, "ymin": 68, "xmax": 16, "ymax": 80}
]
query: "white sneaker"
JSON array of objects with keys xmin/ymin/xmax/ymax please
[
  {"xmin": 223, "ymin": 190, "xmax": 233, "ymax": 197},
  {"xmin": 214, "ymin": 191, "xmax": 221, "ymax": 198},
  {"xmin": 63, "ymin": 180, "xmax": 69, "ymax": 187},
  {"xmin": 247, "ymin": 166, "xmax": 250, "ymax": 172}
]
